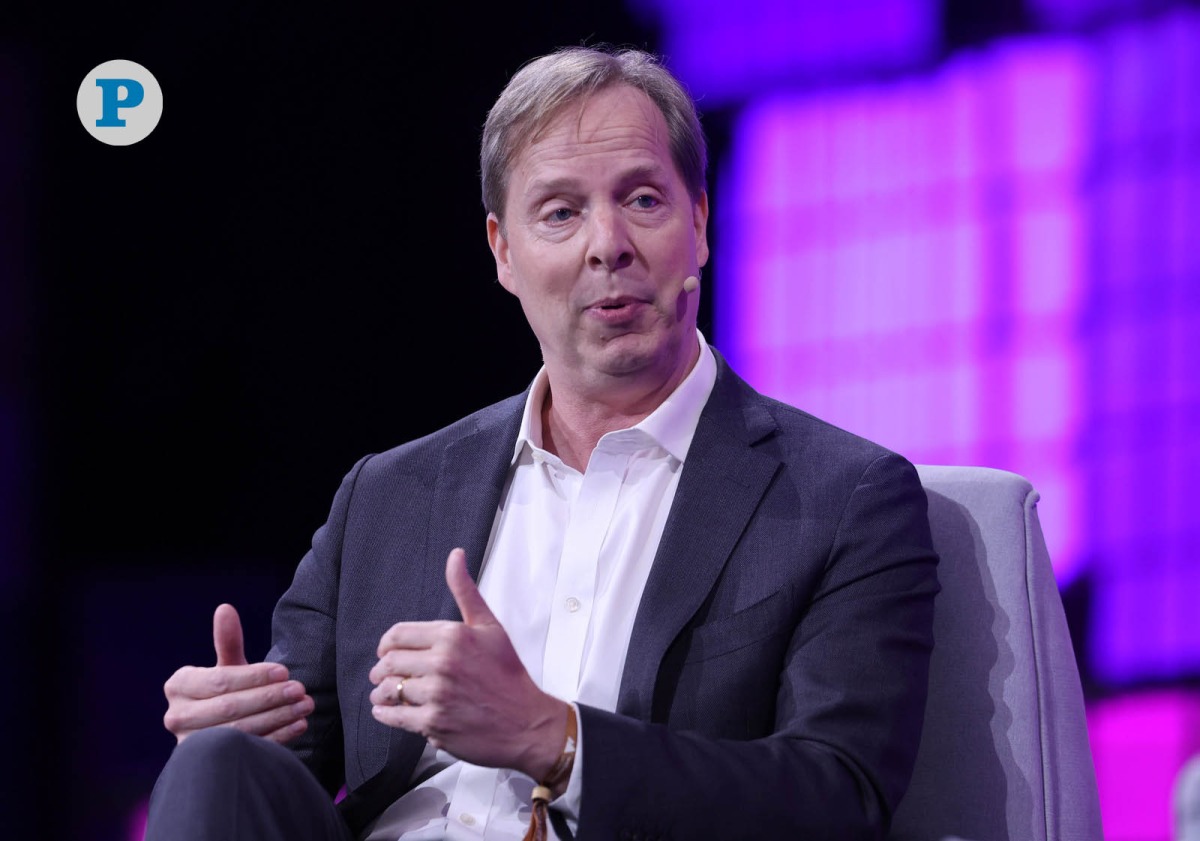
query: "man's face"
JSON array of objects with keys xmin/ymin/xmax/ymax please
[{"xmin": 487, "ymin": 84, "xmax": 709, "ymax": 400}]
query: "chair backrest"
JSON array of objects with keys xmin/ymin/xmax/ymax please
[{"xmin": 888, "ymin": 466, "xmax": 1104, "ymax": 841}]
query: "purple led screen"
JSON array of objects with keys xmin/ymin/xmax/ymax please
[
  {"xmin": 632, "ymin": 0, "xmax": 942, "ymax": 104},
  {"xmin": 1028, "ymin": 0, "xmax": 1162, "ymax": 29},
  {"xmin": 710, "ymin": 9, "xmax": 1200, "ymax": 692}
]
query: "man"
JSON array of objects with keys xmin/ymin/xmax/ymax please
[{"xmin": 147, "ymin": 45, "xmax": 939, "ymax": 841}]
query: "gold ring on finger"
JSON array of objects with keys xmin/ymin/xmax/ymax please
[{"xmin": 396, "ymin": 678, "xmax": 407, "ymax": 706}]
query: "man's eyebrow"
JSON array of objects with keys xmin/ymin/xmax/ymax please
[
  {"xmin": 524, "ymin": 164, "xmax": 673, "ymax": 201},
  {"xmin": 615, "ymin": 163, "xmax": 671, "ymax": 186},
  {"xmin": 523, "ymin": 176, "xmax": 583, "ymax": 199}
]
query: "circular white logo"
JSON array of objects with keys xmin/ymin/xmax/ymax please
[{"xmin": 77, "ymin": 59, "xmax": 163, "ymax": 146}]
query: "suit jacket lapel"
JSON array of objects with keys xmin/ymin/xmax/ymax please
[
  {"xmin": 420, "ymin": 398, "xmax": 524, "ymax": 620},
  {"xmin": 617, "ymin": 361, "xmax": 781, "ymax": 721}
]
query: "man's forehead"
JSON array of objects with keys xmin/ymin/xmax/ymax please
[{"xmin": 521, "ymin": 85, "xmax": 667, "ymax": 155}]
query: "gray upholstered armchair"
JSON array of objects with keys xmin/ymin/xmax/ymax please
[{"xmin": 889, "ymin": 466, "xmax": 1104, "ymax": 841}]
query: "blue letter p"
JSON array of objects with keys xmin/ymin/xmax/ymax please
[{"xmin": 95, "ymin": 78, "xmax": 145, "ymax": 127}]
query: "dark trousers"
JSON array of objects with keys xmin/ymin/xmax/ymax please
[{"xmin": 144, "ymin": 728, "xmax": 353, "ymax": 841}]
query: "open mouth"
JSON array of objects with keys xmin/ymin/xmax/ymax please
[
  {"xmin": 591, "ymin": 295, "xmax": 642, "ymax": 310},
  {"xmin": 587, "ymin": 297, "xmax": 647, "ymax": 325}
]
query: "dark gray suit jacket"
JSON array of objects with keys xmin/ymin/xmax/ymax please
[{"xmin": 267, "ymin": 354, "xmax": 939, "ymax": 840}]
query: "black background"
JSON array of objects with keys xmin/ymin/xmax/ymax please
[{"xmin": 9, "ymin": 4, "xmax": 692, "ymax": 838}]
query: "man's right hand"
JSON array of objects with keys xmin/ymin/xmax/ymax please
[{"xmin": 162, "ymin": 603, "xmax": 314, "ymax": 744}]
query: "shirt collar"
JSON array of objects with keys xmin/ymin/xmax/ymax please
[{"xmin": 512, "ymin": 329, "xmax": 717, "ymax": 466}]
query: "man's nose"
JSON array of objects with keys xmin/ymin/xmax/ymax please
[{"xmin": 585, "ymin": 206, "xmax": 634, "ymax": 272}]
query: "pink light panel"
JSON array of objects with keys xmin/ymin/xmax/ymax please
[
  {"xmin": 1087, "ymin": 690, "xmax": 1200, "ymax": 841},
  {"xmin": 716, "ymin": 37, "xmax": 1094, "ymax": 584}
]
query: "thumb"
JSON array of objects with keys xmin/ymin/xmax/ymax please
[
  {"xmin": 213, "ymin": 603, "xmax": 248, "ymax": 667},
  {"xmin": 445, "ymin": 548, "xmax": 496, "ymax": 627}
]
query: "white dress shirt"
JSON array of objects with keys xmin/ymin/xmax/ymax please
[{"xmin": 365, "ymin": 332, "xmax": 717, "ymax": 841}]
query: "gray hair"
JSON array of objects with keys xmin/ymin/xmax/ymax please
[{"xmin": 480, "ymin": 45, "xmax": 708, "ymax": 221}]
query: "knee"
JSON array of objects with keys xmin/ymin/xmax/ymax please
[
  {"xmin": 167, "ymin": 727, "xmax": 281, "ymax": 778},
  {"xmin": 148, "ymin": 729, "xmax": 332, "ymax": 841},
  {"xmin": 175, "ymin": 726, "xmax": 256, "ymax": 758}
]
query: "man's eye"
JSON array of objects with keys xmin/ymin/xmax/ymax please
[
  {"xmin": 548, "ymin": 208, "xmax": 573, "ymax": 223},
  {"xmin": 633, "ymin": 195, "xmax": 660, "ymax": 209}
]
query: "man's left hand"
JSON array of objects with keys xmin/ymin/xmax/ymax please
[{"xmin": 368, "ymin": 548, "xmax": 570, "ymax": 782}]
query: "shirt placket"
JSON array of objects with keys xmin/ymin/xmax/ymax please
[{"xmin": 541, "ymin": 446, "xmax": 627, "ymax": 700}]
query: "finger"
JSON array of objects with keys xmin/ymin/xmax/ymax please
[
  {"xmin": 166, "ymin": 662, "xmax": 289, "ymax": 701},
  {"xmin": 371, "ymin": 697, "xmax": 427, "ymax": 734},
  {"xmin": 166, "ymin": 678, "xmax": 309, "ymax": 739},
  {"xmin": 222, "ymin": 693, "xmax": 314, "ymax": 739},
  {"xmin": 213, "ymin": 603, "xmax": 248, "ymax": 667},
  {"xmin": 376, "ymin": 620, "xmax": 458, "ymax": 658},
  {"xmin": 445, "ymin": 547, "xmax": 496, "ymax": 627},
  {"xmin": 179, "ymin": 693, "xmax": 313, "ymax": 744},
  {"xmin": 368, "ymin": 649, "xmax": 430, "ymax": 685},
  {"xmin": 368, "ymin": 674, "xmax": 423, "ymax": 707},
  {"xmin": 262, "ymin": 715, "xmax": 310, "ymax": 745},
  {"xmin": 183, "ymin": 684, "xmax": 314, "ymax": 732}
]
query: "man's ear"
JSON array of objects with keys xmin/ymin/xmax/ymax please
[
  {"xmin": 486, "ymin": 213, "xmax": 516, "ymax": 295},
  {"xmin": 693, "ymin": 191, "xmax": 710, "ymax": 269}
]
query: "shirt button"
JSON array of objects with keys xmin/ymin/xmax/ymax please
[
  {"xmin": 565, "ymin": 597, "xmax": 581, "ymax": 613},
  {"xmin": 460, "ymin": 813, "xmax": 477, "ymax": 827}
]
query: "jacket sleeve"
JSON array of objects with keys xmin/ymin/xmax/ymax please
[
  {"xmin": 572, "ymin": 453, "xmax": 939, "ymax": 841},
  {"xmin": 265, "ymin": 455, "xmax": 372, "ymax": 797}
]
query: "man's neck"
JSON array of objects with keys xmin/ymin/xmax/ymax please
[
  {"xmin": 538, "ymin": 347, "xmax": 701, "ymax": 472},
  {"xmin": 539, "ymin": 393, "xmax": 642, "ymax": 472}
]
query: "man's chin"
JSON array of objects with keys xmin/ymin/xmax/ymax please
[
  {"xmin": 592, "ymin": 333, "xmax": 660, "ymax": 373},
  {"xmin": 592, "ymin": 333, "xmax": 691, "ymax": 382}
]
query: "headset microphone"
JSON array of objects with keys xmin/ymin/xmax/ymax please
[{"xmin": 682, "ymin": 275, "xmax": 699, "ymax": 294}]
